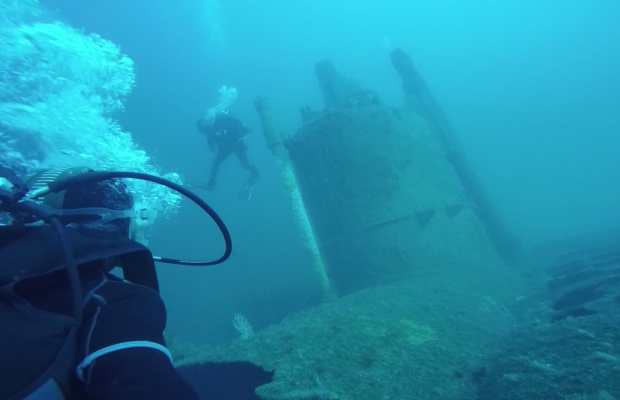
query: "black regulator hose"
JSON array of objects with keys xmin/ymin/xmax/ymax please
[
  {"xmin": 1, "ymin": 186, "xmax": 84, "ymax": 320},
  {"xmin": 35, "ymin": 171, "xmax": 232, "ymax": 266}
]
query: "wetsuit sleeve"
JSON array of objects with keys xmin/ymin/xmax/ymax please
[
  {"xmin": 211, "ymin": 115, "xmax": 226, "ymax": 134},
  {"xmin": 206, "ymin": 134, "xmax": 217, "ymax": 151},
  {"xmin": 79, "ymin": 279, "xmax": 200, "ymax": 400},
  {"xmin": 197, "ymin": 119, "xmax": 217, "ymax": 151}
]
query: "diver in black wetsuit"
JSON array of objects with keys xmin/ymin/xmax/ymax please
[
  {"xmin": 196, "ymin": 111, "xmax": 260, "ymax": 195},
  {"xmin": 0, "ymin": 167, "xmax": 200, "ymax": 400}
]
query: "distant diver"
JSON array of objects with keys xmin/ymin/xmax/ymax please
[{"xmin": 196, "ymin": 111, "xmax": 260, "ymax": 200}]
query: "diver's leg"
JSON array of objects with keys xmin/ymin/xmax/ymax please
[
  {"xmin": 234, "ymin": 146, "xmax": 259, "ymax": 181},
  {"xmin": 207, "ymin": 149, "xmax": 231, "ymax": 190},
  {"xmin": 234, "ymin": 147, "xmax": 259, "ymax": 200}
]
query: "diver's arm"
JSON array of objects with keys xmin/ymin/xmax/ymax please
[
  {"xmin": 197, "ymin": 118, "xmax": 218, "ymax": 152},
  {"xmin": 78, "ymin": 280, "xmax": 200, "ymax": 400},
  {"xmin": 80, "ymin": 312, "xmax": 200, "ymax": 400},
  {"xmin": 202, "ymin": 123, "xmax": 218, "ymax": 151},
  {"xmin": 84, "ymin": 348, "xmax": 199, "ymax": 400},
  {"xmin": 206, "ymin": 134, "xmax": 217, "ymax": 152}
]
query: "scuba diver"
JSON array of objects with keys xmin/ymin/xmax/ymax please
[
  {"xmin": 0, "ymin": 167, "xmax": 232, "ymax": 399},
  {"xmin": 196, "ymin": 111, "xmax": 260, "ymax": 200}
]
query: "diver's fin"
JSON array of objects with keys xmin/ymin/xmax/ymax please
[
  {"xmin": 186, "ymin": 182, "xmax": 215, "ymax": 191},
  {"xmin": 238, "ymin": 177, "xmax": 258, "ymax": 201}
]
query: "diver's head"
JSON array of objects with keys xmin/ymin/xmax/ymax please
[{"xmin": 26, "ymin": 167, "xmax": 135, "ymax": 238}]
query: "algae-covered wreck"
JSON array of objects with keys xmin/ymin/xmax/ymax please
[{"xmin": 174, "ymin": 48, "xmax": 524, "ymax": 400}]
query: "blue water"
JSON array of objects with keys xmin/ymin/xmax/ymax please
[{"xmin": 2, "ymin": 0, "xmax": 619, "ymax": 348}]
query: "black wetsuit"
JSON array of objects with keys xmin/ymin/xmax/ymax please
[
  {"xmin": 198, "ymin": 113, "xmax": 259, "ymax": 190},
  {"xmin": 3, "ymin": 261, "xmax": 200, "ymax": 400},
  {"xmin": 0, "ymin": 168, "xmax": 200, "ymax": 399}
]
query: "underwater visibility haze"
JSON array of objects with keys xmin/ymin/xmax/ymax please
[{"xmin": 1, "ymin": 0, "xmax": 620, "ymax": 398}]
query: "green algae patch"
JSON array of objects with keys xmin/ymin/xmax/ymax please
[{"xmin": 172, "ymin": 279, "xmax": 518, "ymax": 400}]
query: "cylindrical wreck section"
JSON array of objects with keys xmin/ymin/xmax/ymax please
[
  {"xmin": 286, "ymin": 62, "xmax": 504, "ymax": 295},
  {"xmin": 254, "ymin": 96, "xmax": 334, "ymax": 298}
]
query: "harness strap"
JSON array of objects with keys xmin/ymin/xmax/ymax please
[{"xmin": 76, "ymin": 341, "xmax": 173, "ymax": 382}]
